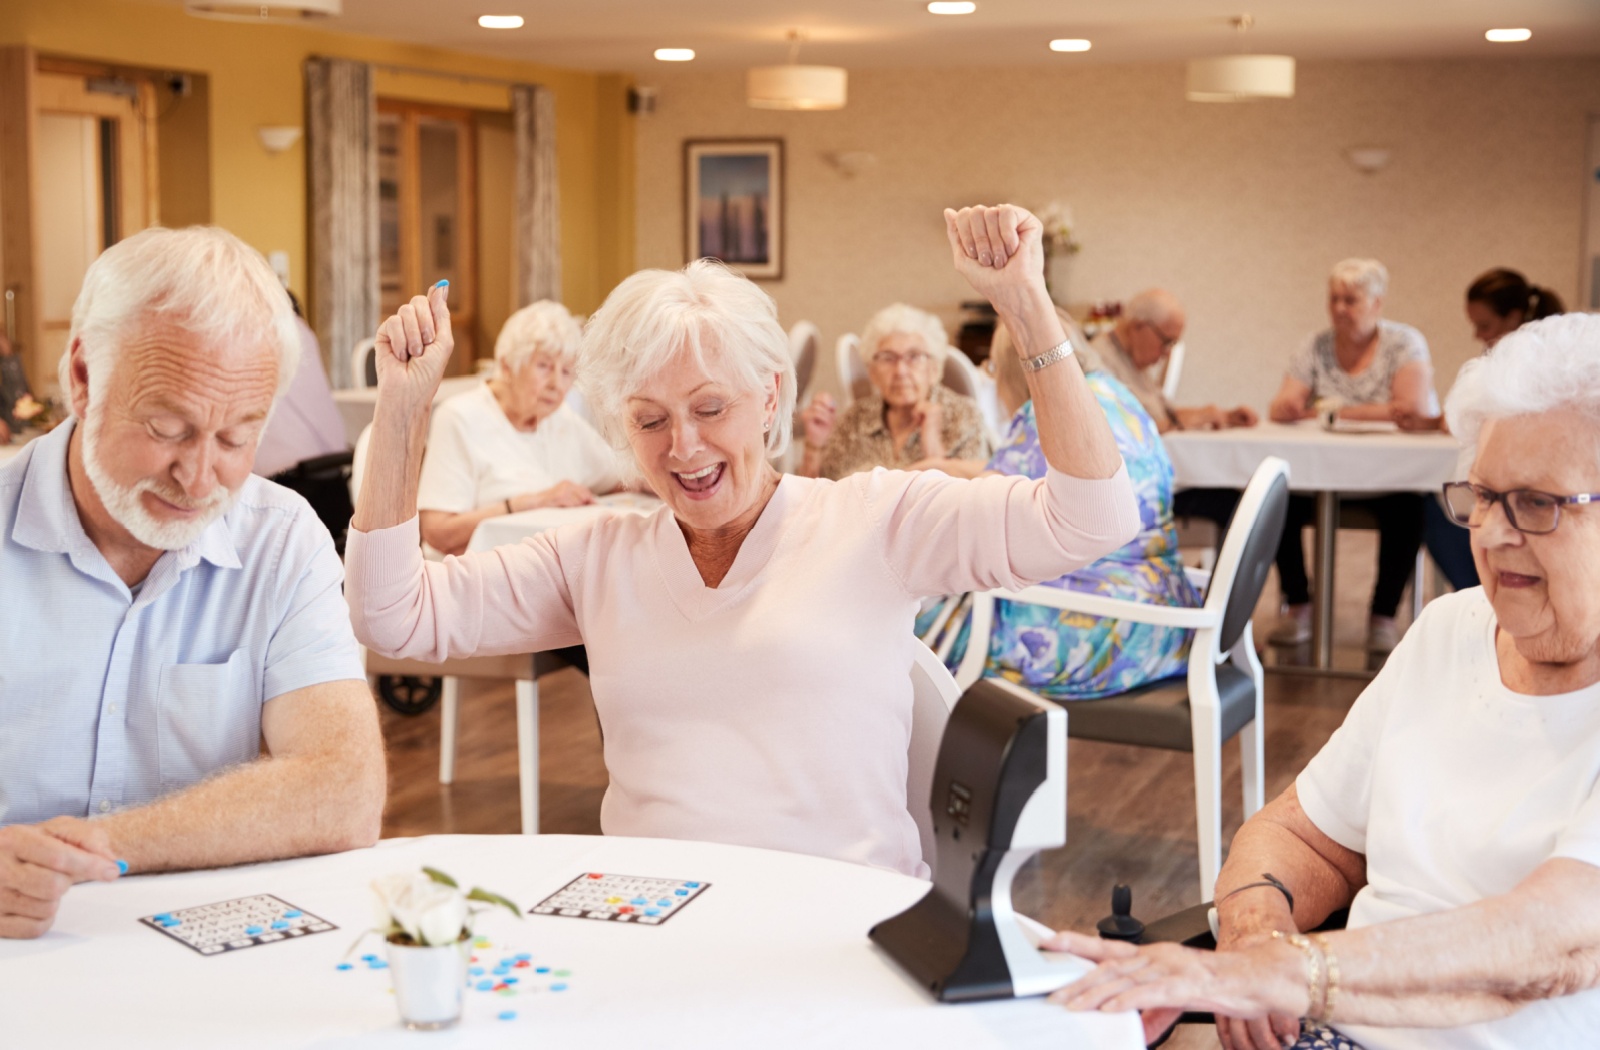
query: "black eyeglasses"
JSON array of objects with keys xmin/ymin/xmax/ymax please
[
  {"xmin": 1441, "ymin": 481, "xmax": 1600, "ymax": 535},
  {"xmin": 1139, "ymin": 320, "xmax": 1181, "ymax": 352}
]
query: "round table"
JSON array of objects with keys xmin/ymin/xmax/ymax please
[{"xmin": 0, "ymin": 834, "xmax": 1141, "ymax": 1049}]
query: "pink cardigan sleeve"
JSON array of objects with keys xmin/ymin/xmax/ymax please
[
  {"xmin": 344, "ymin": 516, "xmax": 583, "ymax": 662},
  {"xmin": 863, "ymin": 463, "xmax": 1141, "ymax": 599}
]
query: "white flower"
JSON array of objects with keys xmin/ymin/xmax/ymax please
[
  {"xmin": 371, "ymin": 872, "xmax": 469, "ymax": 946},
  {"xmin": 1035, "ymin": 200, "xmax": 1081, "ymax": 254}
]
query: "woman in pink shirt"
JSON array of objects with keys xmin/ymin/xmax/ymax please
[{"xmin": 346, "ymin": 205, "xmax": 1140, "ymax": 876}]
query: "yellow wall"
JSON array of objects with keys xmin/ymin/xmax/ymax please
[{"xmin": 0, "ymin": 0, "xmax": 635, "ymax": 318}]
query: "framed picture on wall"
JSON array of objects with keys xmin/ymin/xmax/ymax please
[{"xmin": 684, "ymin": 139, "xmax": 784, "ymax": 280}]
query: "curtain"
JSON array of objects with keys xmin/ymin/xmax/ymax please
[
  {"xmin": 512, "ymin": 84, "xmax": 561, "ymax": 306},
  {"xmin": 305, "ymin": 57, "xmax": 379, "ymax": 390}
]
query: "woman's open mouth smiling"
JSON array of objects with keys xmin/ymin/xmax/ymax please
[{"xmin": 673, "ymin": 462, "xmax": 725, "ymax": 498}]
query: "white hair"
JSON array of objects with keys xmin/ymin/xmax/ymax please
[
  {"xmin": 859, "ymin": 303, "xmax": 951, "ymax": 374},
  {"xmin": 494, "ymin": 300, "xmax": 582, "ymax": 375},
  {"xmin": 1446, "ymin": 312, "xmax": 1600, "ymax": 466},
  {"xmin": 1125, "ymin": 288, "xmax": 1185, "ymax": 328},
  {"xmin": 1330, "ymin": 258, "xmax": 1389, "ymax": 300},
  {"xmin": 577, "ymin": 259, "xmax": 796, "ymax": 467},
  {"xmin": 59, "ymin": 226, "xmax": 299, "ymax": 414}
]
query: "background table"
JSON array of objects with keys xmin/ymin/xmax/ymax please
[
  {"xmin": 1165, "ymin": 420, "xmax": 1461, "ymax": 669},
  {"xmin": 468, "ymin": 492, "xmax": 662, "ymax": 553},
  {"xmin": 332, "ymin": 376, "xmax": 482, "ymax": 447},
  {"xmin": 0, "ymin": 834, "xmax": 1142, "ymax": 1049}
]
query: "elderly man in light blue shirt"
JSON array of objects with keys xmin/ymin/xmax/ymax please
[{"xmin": 0, "ymin": 226, "xmax": 385, "ymax": 939}]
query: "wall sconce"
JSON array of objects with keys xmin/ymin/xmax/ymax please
[
  {"xmin": 1344, "ymin": 146, "xmax": 1392, "ymax": 175},
  {"xmin": 821, "ymin": 151, "xmax": 877, "ymax": 178},
  {"xmin": 257, "ymin": 126, "xmax": 303, "ymax": 154}
]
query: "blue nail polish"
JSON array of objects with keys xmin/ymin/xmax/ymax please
[
  {"xmin": 433, "ymin": 279, "xmax": 449, "ymax": 289},
  {"xmin": 115, "ymin": 859, "xmax": 128, "ymax": 874}
]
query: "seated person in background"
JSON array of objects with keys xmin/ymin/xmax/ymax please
[
  {"xmin": 1048, "ymin": 314, "xmax": 1600, "ymax": 1050},
  {"xmin": 0, "ymin": 227, "xmax": 385, "ymax": 939},
  {"xmin": 1083, "ymin": 288, "xmax": 1257, "ymax": 433},
  {"xmin": 917, "ymin": 314, "xmax": 1201, "ymax": 700},
  {"xmin": 417, "ymin": 300, "xmax": 623, "ymax": 556},
  {"xmin": 796, "ymin": 303, "xmax": 989, "ymax": 479},
  {"xmin": 0, "ymin": 333, "xmax": 30, "ymax": 444},
  {"xmin": 1406, "ymin": 268, "xmax": 1567, "ymax": 593},
  {"xmin": 252, "ymin": 291, "xmax": 353, "ymax": 550},
  {"xmin": 1266, "ymin": 258, "xmax": 1438, "ymax": 653}
]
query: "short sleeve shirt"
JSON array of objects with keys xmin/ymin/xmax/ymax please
[
  {"xmin": 1285, "ymin": 320, "xmax": 1433, "ymax": 408},
  {"xmin": 817, "ymin": 383, "xmax": 990, "ymax": 481},
  {"xmin": 0, "ymin": 421, "xmax": 367, "ymax": 826},
  {"xmin": 1296, "ymin": 588, "xmax": 1600, "ymax": 1050},
  {"xmin": 417, "ymin": 383, "xmax": 622, "ymax": 513}
]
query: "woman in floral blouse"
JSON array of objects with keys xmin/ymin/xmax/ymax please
[{"xmin": 918, "ymin": 317, "xmax": 1200, "ymax": 700}]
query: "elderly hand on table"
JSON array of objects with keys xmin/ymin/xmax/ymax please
[
  {"xmin": 0, "ymin": 817, "xmax": 123, "ymax": 938},
  {"xmin": 511, "ymin": 480, "xmax": 597, "ymax": 511},
  {"xmin": 1040, "ymin": 929, "xmax": 1310, "ymax": 1048}
]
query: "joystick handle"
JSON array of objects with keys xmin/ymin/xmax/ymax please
[{"xmin": 1096, "ymin": 883, "xmax": 1145, "ymax": 943}]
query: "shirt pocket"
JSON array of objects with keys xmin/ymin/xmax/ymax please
[{"xmin": 157, "ymin": 649, "xmax": 260, "ymax": 793}]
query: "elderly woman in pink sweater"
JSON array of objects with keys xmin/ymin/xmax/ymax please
[{"xmin": 347, "ymin": 204, "xmax": 1140, "ymax": 877}]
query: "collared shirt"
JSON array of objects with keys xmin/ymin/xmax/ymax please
[
  {"xmin": 817, "ymin": 384, "xmax": 989, "ymax": 481},
  {"xmin": 0, "ymin": 420, "xmax": 366, "ymax": 827},
  {"xmin": 1084, "ymin": 330, "xmax": 1175, "ymax": 431}
]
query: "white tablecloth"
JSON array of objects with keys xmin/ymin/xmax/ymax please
[
  {"xmin": 0, "ymin": 834, "xmax": 1140, "ymax": 1049},
  {"xmin": 332, "ymin": 377, "xmax": 482, "ymax": 447},
  {"xmin": 468, "ymin": 493, "xmax": 662, "ymax": 553},
  {"xmin": 1164, "ymin": 419, "xmax": 1462, "ymax": 494}
]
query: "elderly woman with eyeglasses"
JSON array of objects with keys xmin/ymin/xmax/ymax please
[
  {"xmin": 346, "ymin": 205, "xmax": 1139, "ymax": 877},
  {"xmin": 1044, "ymin": 313, "xmax": 1600, "ymax": 1050},
  {"xmin": 796, "ymin": 304, "xmax": 990, "ymax": 480}
]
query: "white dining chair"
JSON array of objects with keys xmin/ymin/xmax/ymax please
[
  {"xmin": 907, "ymin": 640, "xmax": 961, "ymax": 870},
  {"xmin": 348, "ymin": 413, "xmax": 545, "ymax": 835},
  {"xmin": 950, "ymin": 456, "xmax": 1291, "ymax": 901},
  {"xmin": 835, "ymin": 333, "xmax": 870, "ymax": 406},
  {"xmin": 942, "ymin": 351, "xmax": 1002, "ymax": 448},
  {"xmin": 789, "ymin": 320, "xmax": 820, "ymax": 402},
  {"xmin": 349, "ymin": 337, "xmax": 378, "ymax": 389},
  {"xmin": 1160, "ymin": 340, "xmax": 1186, "ymax": 402}
]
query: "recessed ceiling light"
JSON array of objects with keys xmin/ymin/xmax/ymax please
[
  {"xmin": 477, "ymin": 14, "xmax": 522, "ymax": 29},
  {"xmin": 927, "ymin": 2, "xmax": 976, "ymax": 14},
  {"xmin": 1485, "ymin": 28, "xmax": 1532, "ymax": 43},
  {"xmin": 1049, "ymin": 39, "xmax": 1092, "ymax": 53},
  {"xmin": 655, "ymin": 48, "xmax": 696, "ymax": 61}
]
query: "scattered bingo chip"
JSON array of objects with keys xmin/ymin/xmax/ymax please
[
  {"xmin": 530, "ymin": 874, "xmax": 709, "ymax": 926},
  {"xmin": 139, "ymin": 894, "xmax": 336, "ymax": 956}
]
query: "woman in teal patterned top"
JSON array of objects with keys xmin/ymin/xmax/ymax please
[{"xmin": 917, "ymin": 319, "xmax": 1201, "ymax": 700}]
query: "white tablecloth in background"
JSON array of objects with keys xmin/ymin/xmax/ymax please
[
  {"xmin": 0, "ymin": 834, "xmax": 1140, "ymax": 1050},
  {"xmin": 468, "ymin": 492, "xmax": 662, "ymax": 553},
  {"xmin": 1163, "ymin": 419, "xmax": 1461, "ymax": 494},
  {"xmin": 333, "ymin": 376, "xmax": 482, "ymax": 447}
]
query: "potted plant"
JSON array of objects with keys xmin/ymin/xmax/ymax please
[
  {"xmin": 1035, "ymin": 201, "xmax": 1082, "ymax": 304},
  {"xmin": 367, "ymin": 867, "xmax": 520, "ymax": 1030}
]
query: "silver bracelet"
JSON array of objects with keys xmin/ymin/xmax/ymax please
[{"xmin": 1020, "ymin": 337, "xmax": 1075, "ymax": 373}]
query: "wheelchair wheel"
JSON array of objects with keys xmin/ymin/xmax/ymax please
[{"xmin": 376, "ymin": 674, "xmax": 443, "ymax": 716}]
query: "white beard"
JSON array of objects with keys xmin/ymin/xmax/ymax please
[{"xmin": 81, "ymin": 410, "xmax": 235, "ymax": 551}]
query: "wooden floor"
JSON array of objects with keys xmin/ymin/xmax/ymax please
[{"xmin": 377, "ymin": 531, "xmax": 1404, "ymax": 1050}]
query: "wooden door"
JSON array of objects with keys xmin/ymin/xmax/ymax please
[
  {"xmin": 378, "ymin": 100, "xmax": 478, "ymax": 372},
  {"xmin": 0, "ymin": 49, "xmax": 158, "ymax": 393}
]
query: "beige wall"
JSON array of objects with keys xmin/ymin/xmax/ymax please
[{"xmin": 636, "ymin": 58, "xmax": 1600, "ymax": 410}]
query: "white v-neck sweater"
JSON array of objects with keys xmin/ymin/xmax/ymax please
[{"xmin": 346, "ymin": 465, "xmax": 1138, "ymax": 875}]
